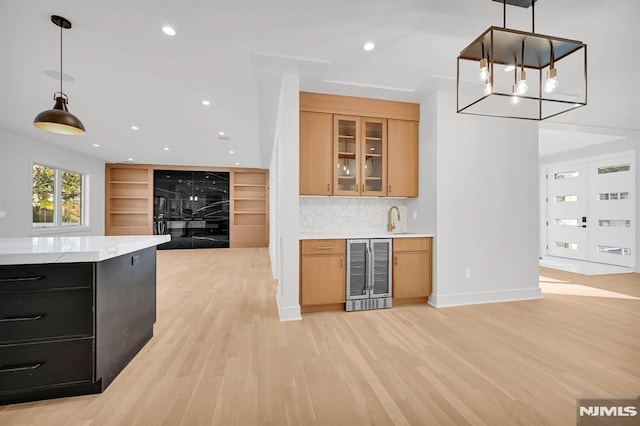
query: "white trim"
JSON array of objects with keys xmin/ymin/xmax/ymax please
[
  {"xmin": 428, "ymin": 287, "xmax": 542, "ymax": 308},
  {"xmin": 276, "ymin": 293, "xmax": 301, "ymax": 321}
]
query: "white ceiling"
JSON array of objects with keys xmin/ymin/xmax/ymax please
[{"xmin": 1, "ymin": 0, "xmax": 638, "ymax": 168}]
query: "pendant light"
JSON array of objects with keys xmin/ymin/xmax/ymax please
[
  {"xmin": 456, "ymin": 0, "xmax": 587, "ymax": 120},
  {"xmin": 33, "ymin": 15, "xmax": 86, "ymax": 135}
]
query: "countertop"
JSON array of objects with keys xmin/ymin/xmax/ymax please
[
  {"xmin": 299, "ymin": 233, "xmax": 434, "ymax": 240},
  {"xmin": 0, "ymin": 235, "xmax": 171, "ymax": 265}
]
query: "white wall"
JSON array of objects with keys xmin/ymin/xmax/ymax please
[
  {"xmin": 0, "ymin": 127, "xmax": 105, "ymax": 237},
  {"xmin": 269, "ymin": 73, "xmax": 301, "ymax": 321},
  {"xmin": 411, "ymin": 91, "xmax": 541, "ymax": 307},
  {"xmin": 540, "ymin": 138, "xmax": 640, "ymax": 272}
]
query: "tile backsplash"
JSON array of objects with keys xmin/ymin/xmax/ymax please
[{"xmin": 300, "ymin": 197, "xmax": 407, "ymax": 235}]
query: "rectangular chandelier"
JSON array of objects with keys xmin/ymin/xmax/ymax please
[{"xmin": 457, "ymin": 0, "xmax": 587, "ymax": 120}]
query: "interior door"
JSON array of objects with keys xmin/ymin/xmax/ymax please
[
  {"xmin": 546, "ymin": 165, "xmax": 588, "ymax": 260},
  {"xmin": 587, "ymin": 156, "xmax": 635, "ymax": 267},
  {"xmin": 370, "ymin": 239, "xmax": 392, "ymax": 298}
]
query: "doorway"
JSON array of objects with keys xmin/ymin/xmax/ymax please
[{"xmin": 544, "ymin": 153, "xmax": 635, "ymax": 268}]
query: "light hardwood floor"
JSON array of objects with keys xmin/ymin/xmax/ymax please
[{"xmin": 1, "ymin": 250, "xmax": 639, "ymax": 425}]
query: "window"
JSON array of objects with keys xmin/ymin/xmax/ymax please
[
  {"xmin": 598, "ymin": 192, "xmax": 629, "ymax": 201},
  {"xmin": 597, "ymin": 164, "xmax": 630, "ymax": 174},
  {"xmin": 598, "ymin": 245, "xmax": 631, "ymax": 256},
  {"xmin": 554, "ymin": 170, "xmax": 579, "ymax": 179},
  {"xmin": 598, "ymin": 220, "xmax": 631, "ymax": 228},
  {"xmin": 33, "ymin": 164, "xmax": 84, "ymax": 227},
  {"xmin": 554, "ymin": 195, "xmax": 578, "ymax": 202},
  {"xmin": 554, "ymin": 218, "xmax": 580, "ymax": 226},
  {"xmin": 556, "ymin": 241, "xmax": 579, "ymax": 250}
]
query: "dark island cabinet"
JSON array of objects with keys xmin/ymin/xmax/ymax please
[{"xmin": 0, "ymin": 247, "xmax": 157, "ymax": 405}]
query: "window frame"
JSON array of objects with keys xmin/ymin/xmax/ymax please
[{"xmin": 32, "ymin": 163, "xmax": 88, "ymax": 230}]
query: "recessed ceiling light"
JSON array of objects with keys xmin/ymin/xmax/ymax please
[
  {"xmin": 162, "ymin": 26, "xmax": 176, "ymax": 36},
  {"xmin": 363, "ymin": 42, "xmax": 375, "ymax": 51},
  {"xmin": 235, "ymin": 162, "xmax": 240, "ymax": 166},
  {"xmin": 229, "ymin": 150, "xmax": 234, "ymax": 154},
  {"xmin": 202, "ymin": 100, "xmax": 211, "ymax": 106},
  {"xmin": 218, "ymin": 131, "xmax": 225, "ymax": 136},
  {"xmin": 92, "ymin": 144, "xmax": 100, "ymax": 148},
  {"xmin": 131, "ymin": 125, "xmax": 139, "ymax": 130},
  {"xmin": 504, "ymin": 65, "xmax": 516, "ymax": 72},
  {"xmin": 163, "ymin": 147, "xmax": 170, "ymax": 151},
  {"xmin": 127, "ymin": 158, "xmax": 134, "ymax": 162}
]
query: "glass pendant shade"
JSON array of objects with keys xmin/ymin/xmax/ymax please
[{"xmin": 34, "ymin": 95, "xmax": 86, "ymax": 135}]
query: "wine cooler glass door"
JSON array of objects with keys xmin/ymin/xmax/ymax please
[
  {"xmin": 371, "ymin": 239, "xmax": 392, "ymax": 298},
  {"xmin": 347, "ymin": 240, "xmax": 369, "ymax": 299}
]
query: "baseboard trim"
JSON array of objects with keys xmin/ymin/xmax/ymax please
[
  {"xmin": 428, "ymin": 287, "xmax": 542, "ymax": 308},
  {"xmin": 276, "ymin": 293, "xmax": 302, "ymax": 321}
]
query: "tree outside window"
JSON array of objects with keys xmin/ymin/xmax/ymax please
[{"xmin": 32, "ymin": 164, "xmax": 84, "ymax": 227}]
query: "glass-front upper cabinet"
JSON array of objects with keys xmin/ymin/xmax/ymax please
[
  {"xmin": 333, "ymin": 115, "xmax": 387, "ymax": 196},
  {"xmin": 361, "ymin": 118, "xmax": 387, "ymax": 196},
  {"xmin": 334, "ymin": 115, "xmax": 361, "ymax": 195}
]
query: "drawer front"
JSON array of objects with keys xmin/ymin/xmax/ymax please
[
  {"xmin": 0, "ymin": 339, "xmax": 94, "ymax": 393},
  {"xmin": 0, "ymin": 290, "xmax": 93, "ymax": 344},
  {"xmin": 301, "ymin": 239, "xmax": 345, "ymax": 255},
  {"xmin": 393, "ymin": 237, "xmax": 432, "ymax": 252},
  {"xmin": 0, "ymin": 263, "xmax": 93, "ymax": 292}
]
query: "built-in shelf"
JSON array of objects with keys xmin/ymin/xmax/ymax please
[
  {"xmin": 338, "ymin": 135, "xmax": 356, "ymax": 139},
  {"xmin": 338, "ymin": 175, "xmax": 356, "ymax": 179},
  {"xmin": 109, "ymin": 181, "xmax": 149, "ymax": 185},
  {"xmin": 338, "ymin": 152, "xmax": 356, "ymax": 157},
  {"xmin": 365, "ymin": 177, "xmax": 382, "ymax": 180},
  {"xmin": 233, "ymin": 183, "xmax": 266, "ymax": 187},
  {"xmin": 366, "ymin": 137, "xmax": 382, "ymax": 140},
  {"xmin": 234, "ymin": 197, "xmax": 266, "ymax": 201},
  {"xmin": 234, "ymin": 211, "xmax": 266, "ymax": 214},
  {"xmin": 365, "ymin": 153, "xmax": 382, "ymax": 157},
  {"xmin": 109, "ymin": 211, "xmax": 149, "ymax": 215}
]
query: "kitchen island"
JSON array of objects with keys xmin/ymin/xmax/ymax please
[{"xmin": 0, "ymin": 235, "xmax": 170, "ymax": 405}]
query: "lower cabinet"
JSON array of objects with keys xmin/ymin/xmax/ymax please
[
  {"xmin": 0, "ymin": 247, "xmax": 157, "ymax": 405},
  {"xmin": 300, "ymin": 239, "xmax": 345, "ymax": 313},
  {"xmin": 392, "ymin": 237, "xmax": 433, "ymax": 305}
]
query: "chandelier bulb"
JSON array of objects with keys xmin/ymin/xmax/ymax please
[
  {"xmin": 478, "ymin": 58, "xmax": 490, "ymax": 81},
  {"xmin": 544, "ymin": 68, "xmax": 559, "ymax": 93},
  {"xmin": 515, "ymin": 70, "xmax": 528, "ymax": 95},
  {"xmin": 483, "ymin": 81, "xmax": 492, "ymax": 96}
]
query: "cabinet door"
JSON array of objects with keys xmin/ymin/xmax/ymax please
[
  {"xmin": 333, "ymin": 115, "xmax": 361, "ymax": 195},
  {"xmin": 300, "ymin": 254, "xmax": 345, "ymax": 306},
  {"xmin": 371, "ymin": 239, "xmax": 392, "ymax": 297},
  {"xmin": 393, "ymin": 251, "xmax": 431, "ymax": 299},
  {"xmin": 361, "ymin": 118, "xmax": 387, "ymax": 196},
  {"xmin": 388, "ymin": 119, "xmax": 418, "ymax": 197},
  {"xmin": 300, "ymin": 112, "xmax": 333, "ymax": 195}
]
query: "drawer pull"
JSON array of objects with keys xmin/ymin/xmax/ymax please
[
  {"xmin": 0, "ymin": 362, "xmax": 43, "ymax": 373},
  {"xmin": 0, "ymin": 275, "xmax": 45, "ymax": 283},
  {"xmin": 0, "ymin": 314, "xmax": 45, "ymax": 323},
  {"xmin": 314, "ymin": 246, "xmax": 333, "ymax": 250}
]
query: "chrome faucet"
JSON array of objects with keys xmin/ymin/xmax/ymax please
[{"xmin": 387, "ymin": 205, "xmax": 400, "ymax": 232}]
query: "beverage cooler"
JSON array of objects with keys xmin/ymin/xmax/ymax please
[{"xmin": 346, "ymin": 239, "xmax": 392, "ymax": 311}]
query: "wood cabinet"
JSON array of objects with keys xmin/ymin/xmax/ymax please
[
  {"xmin": 299, "ymin": 92, "xmax": 419, "ymax": 197},
  {"xmin": 300, "ymin": 239, "xmax": 345, "ymax": 313},
  {"xmin": 105, "ymin": 164, "xmax": 153, "ymax": 235},
  {"xmin": 300, "ymin": 111, "xmax": 333, "ymax": 195},
  {"xmin": 333, "ymin": 115, "xmax": 387, "ymax": 196},
  {"xmin": 388, "ymin": 119, "xmax": 419, "ymax": 197},
  {"xmin": 231, "ymin": 170, "xmax": 268, "ymax": 248},
  {"xmin": 105, "ymin": 164, "xmax": 269, "ymax": 248},
  {"xmin": 392, "ymin": 237, "xmax": 432, "ymax": 305}
]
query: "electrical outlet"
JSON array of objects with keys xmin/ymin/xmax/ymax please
[
  {"xmin": 0, "ymin": 211, "xmax": 6, "ymax": 219},
  {"xmin": 464, "ymin": 268, "xmax": 471, "ymax": 279},
  {"xmin": 413, "ymin": 210, "xmax": 418, "ymax": 220}
]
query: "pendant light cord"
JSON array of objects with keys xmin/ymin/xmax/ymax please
[{"xmin": 59, "ymin": 22, "xmax": 63, "ymax": 96}]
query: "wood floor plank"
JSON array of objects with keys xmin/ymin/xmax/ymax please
[{"xmin": 0, "ymin": 249, "xmax": 638, "ymax": 425}]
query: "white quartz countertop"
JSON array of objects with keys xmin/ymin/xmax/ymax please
[
  {"xmin": 299, "ymin": 233, "xmax": 434, "ymax": 240},
  {"xmin": 0, "ymin": 235, "xmax": 171, "ymax": 265}
]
